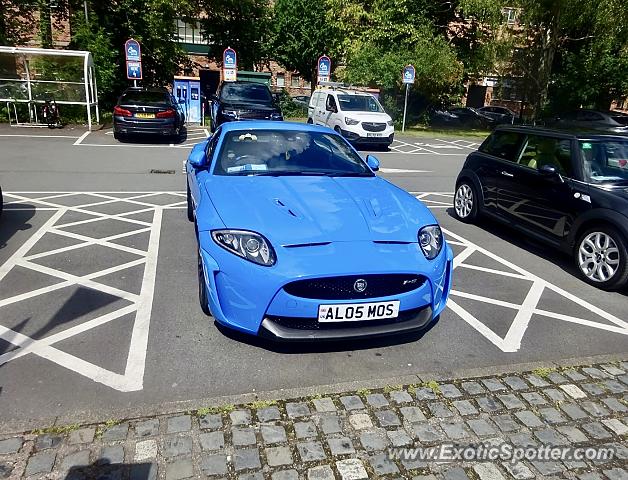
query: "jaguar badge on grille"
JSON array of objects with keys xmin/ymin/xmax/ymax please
[{"xmin": 354, "ymin": 279, "xmax": 367, "ymax": 292}]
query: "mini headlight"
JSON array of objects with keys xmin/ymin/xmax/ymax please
[
  {"xmin": 345, "ymin": 117, "xmax": 360, "ymax": 125},
  {"xmin": 212, "ymin": 229, "xmax": 276, "ymax": 266},
  {"xmin": 418, "ymin": 225, "xmax": 443, "ymax": 260}
]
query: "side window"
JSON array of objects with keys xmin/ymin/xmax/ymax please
[
  {"xmin": 310, "ymin": 92, "xmax": 320, "ymax": 108},
  {"xmin": 326, "ymin": 94, "xmax": 337, "ymax": 111},
  {"xmin": 516, "ymin": 135, "xmax": 573, "ymax": 176},
  {"xmin": 479, "ymin": 131, "xmax": 523, "ymax": 162}
]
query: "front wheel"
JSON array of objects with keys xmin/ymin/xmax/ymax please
[
  {"xmin": 453, "ymin": 181, "xmax": 479, "ymax": 223},
  {"xmin": 575, "ymin": 226, "xmax": 628, "ymax": 290},
  {"xmin": 307, "ymin": 118, "xmax": 313, "ymax": 124},
  {"xmin": 198, "ymin": 248, "xmax": 212, "ymax": 316},
  {"xmin": 186, "ymin": 181, "xmax": 194, "ymax": 222}
]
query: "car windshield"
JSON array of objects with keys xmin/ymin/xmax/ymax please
[
  {"xmin": 120, "ymin": 91, "xmax": 169, "ymax": 104},
  {"xmin": 580, "ymin": 140, "xmax": 628, "ymax": 183},
  {"xmin": 220, "ymin": 83, "xmax": 273, "ymax": 103},
  {"xmin": 337, "ymin": 94, "xmax": 384, "ymax": 113},
  {"xmin": 213, "ymin": 130, "xmax": 374, "ymax": 177}
]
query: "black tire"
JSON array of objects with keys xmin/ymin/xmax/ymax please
[
  {"xmin": 186, "ymin": 181, "xmax": 194, "ymax": 222},
  {"xmin": 307, "ymin": 118, "xmax": 313, "ymax": 124},
  {"xmin": 113, "ymin": 131, "xmax": 125, "ymax": 142},
  {"xmin": 453, "ymin": 180, "xmax": 479, "ymax": 223},
  {"xmin": 574, "ymin": 226, "xmax": 628, "ymax": 291},
  {"xmin": 198, "ymin": 247, "xmax": 212, "ymax": 316}
]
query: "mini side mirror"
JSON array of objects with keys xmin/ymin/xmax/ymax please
[
  {"xmin": 366, "ymin": 154, "xmax": 380, "ymax": 171},
  {"xmin": 539, "ymin": 164, "xmax": 564, "ymax": 182},
  {"xmin": 188, "ymin": 139, "xmax": 209, "ymax": 168}
]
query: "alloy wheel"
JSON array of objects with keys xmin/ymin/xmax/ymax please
[
  {"xmin": 577, "ymin": 231, "xmax": 620, "ymax": 283},
  {"xmin": 455, "ymin": 184, "xmax": 474, "ymax": 219}
]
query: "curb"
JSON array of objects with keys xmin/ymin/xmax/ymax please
[{"xmin": 2, "ymin": 352, "xmax": 626, "ymax": 435}]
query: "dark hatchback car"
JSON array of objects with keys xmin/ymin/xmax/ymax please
[
  {"xmin": 210, "ymin": 81, "xmax": 283, "ymax": 131},
  {"xmin": 546, "ymin": 109, "xmax": 628, "ymax": 134},
  {"xmin": 454, "ymin": 126, "xmax": 628, "ymax": 290},
  {"xmin": 113, "ymin": 87, "xmax": 185, "ymax": 140},
  {"xmin": 478, "ymin": 105, "xmax": 518, "ymax": 125}
]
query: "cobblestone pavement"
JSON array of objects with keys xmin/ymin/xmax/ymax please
[{"xmin": 1, "ymin": 361, "xmax": 626, "ymax": 480}]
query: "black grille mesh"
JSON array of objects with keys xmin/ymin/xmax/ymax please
[
  {"xmin": 283, "ymin": 274, "xmax": 424, "ymax": 300},
  {"xmin": 361, "ymin": 122, "xmax": 387, "ymax": 132}
]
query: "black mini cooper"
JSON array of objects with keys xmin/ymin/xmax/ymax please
[{"xmin": 453, "ymin": 126, "xmax": 628, "ymax": 290}]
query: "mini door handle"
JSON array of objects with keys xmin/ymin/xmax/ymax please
[{"xmin": 500, "ymin": 171, "xmax": 514, "ymax": 177}]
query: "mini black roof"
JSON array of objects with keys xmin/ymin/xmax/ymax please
[{"xmin": 495, "ymin": 125, "xmax": 628, "ymax": 142}]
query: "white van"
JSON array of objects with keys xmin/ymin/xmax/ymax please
[{"xmin": 308, "ymin": 88, "xmax": 395, "ymax": 148}]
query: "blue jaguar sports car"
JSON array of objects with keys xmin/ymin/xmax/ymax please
[{"xmin": 186, "ymin": 121, "xmax": 453, "ymax": 341}]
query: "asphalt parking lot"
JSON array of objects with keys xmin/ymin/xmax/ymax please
[{"xmin": 0, "ymin": 125, "xmax": 626, "ymax": 428}]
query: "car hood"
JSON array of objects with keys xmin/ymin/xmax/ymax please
[
  {"xmin": 204, "ymin": 175, "xmax": 435, "ymax": 245},
  {"xmin": 220, "ymin": 101, "xmax": 278, "ymax": 112},
  {"xmin": 343, "ymin": 112, "xmax": 392, "ymax": 123}
]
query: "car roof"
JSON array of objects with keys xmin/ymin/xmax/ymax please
[
  {"xmin": 218, "ymin": 120, "xmax": 336, "ymax": 135},
  {"xmin": 317, "ymin": 88, "xmax": 374, "ymax": 96},
  {"xmin": 495, "ymin": 125, "xmax": 628, "ymax": 141}
]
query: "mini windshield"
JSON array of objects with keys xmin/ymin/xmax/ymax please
[
  {"xmin": 214, "ymin": 130, "xmax": 374, "ymax": 177},
  {"xmin": 580, "ymin": 140, "xmax": 628, "ymax": 183},
  {"xmin": 337, "ymin": 94, "xmax": 384, "ymax": 113},
  {"xmin": 220, "ymin": 83, "xmax": 273, "ymax": 104}
]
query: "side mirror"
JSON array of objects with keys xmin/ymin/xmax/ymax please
[
  {"xmin": 538, "ymin": 164, "xmax": 563, "ymax": 182},
  {"xmin": 188, "ymin": 139, "xmax": 209, "ymax": 168},
  {"xmin": 366, "ymin": 154, "xmax": 380, "ymax": 171}
]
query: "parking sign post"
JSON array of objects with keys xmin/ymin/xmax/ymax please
[
  {"xmin": 125, "ymin": 38, "xmax": 142, "ymax": 87},
  {"xmin": 317, "ymin": 55, "xmax": 331, "ymax": 85},
  {"xmin": 402, "ymin": 65, "xmax": 415, "ymax": 133}
]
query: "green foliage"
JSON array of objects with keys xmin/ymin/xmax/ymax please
[
  {"xmin": 197, "ymin": 0, "xmax": 271, "ymax": 69},
  {"xmin": 276, "ymin": 89, "xmax": 307, "ymax": 119},
  {"xmin": 269, "ymin": 0, "xmax": 341, "ymax": 84},
  {"xmin": 0, "ymin": 0, "xmax": 36, "ymax": 45}
]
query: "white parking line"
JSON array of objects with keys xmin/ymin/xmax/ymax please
[
  {"xmin": 0, "ymin": 134, "xmax": 79, "ymax": 139},
  {"xmin": 73, "ymin": 131, "xmax": 90, "ymax": 145}
]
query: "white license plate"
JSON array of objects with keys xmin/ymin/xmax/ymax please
[
  {"xmin": 366, "ymin": 132, "xmax": 383, "ymax": 137},
  {"xmin": 318, "ymin": 301, "xmax": 400, "ymax": 322}
]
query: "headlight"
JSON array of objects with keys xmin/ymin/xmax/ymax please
[
  {"xmin": 270, "ymin": 112, "xmax": 283, "ymax": 120},
  {"xmin": 418, "ymin": 225, "xmax": 443, "ymax": 260},
  {"xmin": 212, "ymin": 229, "xmax": 276, "ymax": 266},
  {"xmin": 345, "ymin": 117, "xmax": 359, "ymax": 125},
  {"xmin": 387, "ymin": 120, "xmax": 394, "ymax": 126},
  {"xmin": 222, "ymin": 109, "xmax": 238, "ymax": 118}
]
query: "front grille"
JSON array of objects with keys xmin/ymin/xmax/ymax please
[
  {"xmin": 266, "ymin": 307, "xmax": 425, "ymax": 330},
  {"xmin": 283, "ymin": 274, "xmax": 425, "ymax": 300},
  {"xmin": 361, "ymin": 122, "xmax": 387, "ymax": 132},
  {"xmin": 238, "ymin": 109, "xmax": 270, "ymax": 119}
]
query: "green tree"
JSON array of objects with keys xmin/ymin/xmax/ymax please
[
  {"xmin": 196, "ymin": 0, "xmax": 270, "ymax": 70},
  {"xmin": 269, "ymin": 0, "xmax": 341, "ymax": 87}
]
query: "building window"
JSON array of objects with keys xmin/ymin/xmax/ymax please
[
  {"xmin": 291, "ymin": 74, "xmax": 300, "ymax": 88},
  {"xmin": 276, "ymin": 73, "xmax": 285, "ymax": 87},
  {"xmin": 177, "ymin": 19, "xmax": 205, "ymax": 44},
  {"xmin": 304, "ymin": 80, "xmax": 311, "ymax": 89},
  {"xmin": 502, "ymin": 7, "xmax": 517, "ymax": 25}
]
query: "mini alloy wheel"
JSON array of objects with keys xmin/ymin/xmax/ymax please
[
  {"xmin": 454, "ymin": 182, "xmax": 478, "ymax": 222},
  {"xmin": 576, "ymin": 227, "xmax": 628, "ymax": 290}
]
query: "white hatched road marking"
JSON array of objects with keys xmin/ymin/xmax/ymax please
[
  {"xmin": 0, "ymin": 191, "xmax": 186, "ymax": 392},
  {"xmin": 91, "ymin": 127, "xmax": 210, "ymax": 149},
  {"xmin": 1, "ymin": 191, "xmax": 625, "ymax": 391},
  {"xmin": 387, "ymin": 138, "xmax": 471, "ymax": 156}
]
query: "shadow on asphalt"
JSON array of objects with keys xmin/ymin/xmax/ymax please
[
  {"xmin": 116, "ymin": 126, "xmax": 189, "ymax": 145},
  {"xmin": 215, "ymin": 317, "xmax": 440, "ymax": 354},
  {"xmin": 0, "ymin": 206, "xmax": 34, "ymax": 249},
  {"xmin": 65, "ymin": 462, "xmax": 156, "ymax": 480},
  {"xmin": 445, "ymin": 208, "xmax": 628, "ymax": 296}
]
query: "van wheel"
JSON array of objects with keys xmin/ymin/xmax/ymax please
[
  {"xmin": 453, "ymin": 180, "xmax": 479, "ymax": 223},
  {"xmin": 575, "ymin": 226, "xmax": 628, "ymax": 290},
  {"xmin": 307, "ymin": 118, "xmax": 313, "ymax": 124}
]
